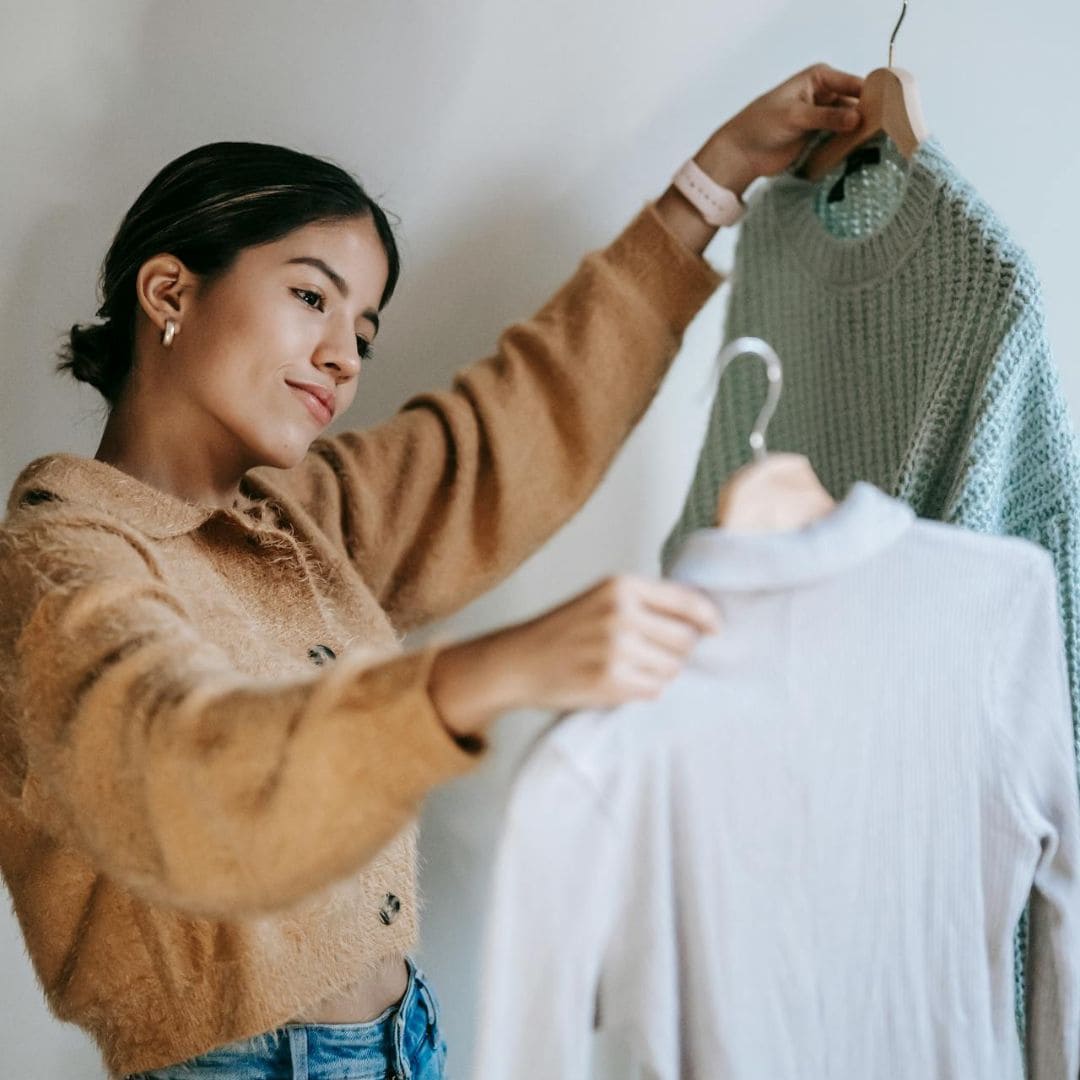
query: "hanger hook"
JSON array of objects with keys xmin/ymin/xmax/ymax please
[
  {"xmin": 888, "ymin": 0, "xmax": 908, "ymax": 67},
  {"xmin": 714, "ymin": 336, "xmax": 783, "ymax": 463}
]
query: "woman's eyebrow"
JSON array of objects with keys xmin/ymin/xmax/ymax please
[{"xmin": 286, "ymin": 255, "xmax": 380, "ymax": 333}]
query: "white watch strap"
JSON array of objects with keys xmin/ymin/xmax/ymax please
[{"xmin": 672, "ymin": 158, "xmax": 746, "ymax": 228}]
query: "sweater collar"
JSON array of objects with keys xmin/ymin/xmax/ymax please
[
  {"xmin": 759, "ymin": 137, "xmax": 953, "ymax": 288},
  {"xmin": 6, "ymin": 453, "xmax": 265, "ymax": 538},
  {"xmin": 668, "ymin": 481, "xmax": 915, "ymax": 592}
]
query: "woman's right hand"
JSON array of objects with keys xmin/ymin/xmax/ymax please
[{"xmin": 428, "ymin": 576, "xmax": 721, "ymax": 739}]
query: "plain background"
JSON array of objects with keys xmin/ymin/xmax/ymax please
[{"xmin": 2, "ymin": 2, "xmax": 1078, "ymax": 1076}]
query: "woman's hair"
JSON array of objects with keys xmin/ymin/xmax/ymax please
[{"xmin": 58, "ymin": 141, "xmax": 401, "ymax": 406}]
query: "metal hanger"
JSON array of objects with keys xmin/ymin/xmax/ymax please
[
  {"xmin": 712, "ymin": 338, "xmax": 837, "ymax": 531},
  {"xmin": 888, "ymin": 0, "xmax": 907, "ymax": 67},
  {"xmin": 801, "ymin": 1, "xmax": 930, "ymax": 182},
  {"xmin": 721, "ymin": 336, "xmax": 784, "ymax": 464}
]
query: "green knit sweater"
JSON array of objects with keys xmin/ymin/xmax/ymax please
[{"xmin": 663, "ymin": 136, "xmax": 1080, "ymax": 1046}]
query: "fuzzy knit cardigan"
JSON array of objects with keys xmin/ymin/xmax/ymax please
[
  {"xmin": 0, "ymin": 204, "xmax": 722, "ymax": 1078},
  {"xmin": 661, "ymin": 137, "xmax": 1080, "ymax": 1035}
]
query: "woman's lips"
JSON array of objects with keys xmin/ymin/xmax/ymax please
[{"xmin": 286, "ymin": 383, "xmax": 334, "ymax": 426}]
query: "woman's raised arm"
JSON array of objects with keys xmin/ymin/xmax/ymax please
[{"xmin": 255, "ymin": 64, "xmax": 863, "ymax": 632}]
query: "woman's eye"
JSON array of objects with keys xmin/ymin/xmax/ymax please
[
  {"xmin": 293, "ymin": 288, "xmax": 325, "ymax": 310},
  {"xmin": 293, "ymin": 288, "xmax": 373, "ymax": 362}
]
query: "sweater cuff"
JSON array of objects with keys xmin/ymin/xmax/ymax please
[{"xmin": 601, "ymin": 202, "xmax": 724, "ymax": 336}]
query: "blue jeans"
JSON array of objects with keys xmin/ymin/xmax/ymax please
[{"xmin": 127, "ymin": 957, "xmax": 447, "ymax": 1079}]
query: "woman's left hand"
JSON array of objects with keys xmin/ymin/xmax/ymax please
[
  {"xmin": 699, "ymin": 63, "xmax": 865, "ymax": 196},
  {"xmin": 656, "ymin": 63, "xmax": 864, "ymax": 251}
]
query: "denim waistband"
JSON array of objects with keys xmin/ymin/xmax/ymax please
[{"xmin": 130, "ymin": 956, "xmax": 445, "ymax": 1080}]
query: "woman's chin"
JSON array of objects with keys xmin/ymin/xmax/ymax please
[{"xmin": 250, "ymin": 436, "xmax": 313, "ymax": 472}]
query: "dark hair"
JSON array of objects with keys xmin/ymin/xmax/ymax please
[{"xmin": 57, "ymin": 141, "xmax": 401, "ymax": 406}]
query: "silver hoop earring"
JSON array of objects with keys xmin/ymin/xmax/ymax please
[{"xmin": 162, "ymin": 319, "xmax": 178, "ymax": 348}]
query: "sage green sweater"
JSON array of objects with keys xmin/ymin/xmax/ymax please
[{"xmin": 662, "ymin": 137, "xmax": 1080, "ymax": 1041}]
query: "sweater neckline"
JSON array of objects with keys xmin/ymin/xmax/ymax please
[
  {"xmin": 7, "ymin": 452, "xmax": 267, "ymax": 538},
  {"xmin": 667, "ymin": 481, "xmax": 915, "ymax": 592},
  {"xmin": 761, "ymin": 137, "xmax": 951, "ymax": 288}
]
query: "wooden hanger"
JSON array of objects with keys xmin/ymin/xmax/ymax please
[
  {"xmin": 801, "ymin": 1, "xmax": 929, "ymax": 183},
  {"xmin": 713, "ymin": 338, "xmax": 837, "ymax": 532}
]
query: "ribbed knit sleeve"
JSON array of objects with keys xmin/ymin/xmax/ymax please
[
  {"xmin": 989, "ymin": 557, "xmax": 1080, "ymax": 1080},
  {"xmin": 253, "ymin": 204, "xmax": 722, "ymax": 631},
  {"xmin": 0, "ymin": 513, "xmax": 483, "ymax": 920},
  {"xmin": 941, "ymin": 312, "xmax": 1080, "ymax": 1045}
]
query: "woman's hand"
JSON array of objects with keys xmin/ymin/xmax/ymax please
[
  {"xmin": 701, "ymin": 63, "xmax": 865, "ymax": 193},
  {"xmin": 428, "ymin": 576, "xmax": 721, "ymax": 738},
  {"xmin": 657, "ymin": 62, "xmax": 864, "ymax": 251}
]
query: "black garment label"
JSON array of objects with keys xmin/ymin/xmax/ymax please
[{"xmin": 827, "ymin": 146, "xmax": 883, "ymax": 203}]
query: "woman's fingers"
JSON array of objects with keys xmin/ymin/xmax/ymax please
[
  {"xmin": 632, "ymin": 578, "xmax": 721, "ymax": 637},
  {"xmin": 620, "ymin": 637, "xmax": 686, "ymax": 687},
  {"xmin": 634, "ymin": 606, "xmax": 710, "ymax": 657},
  {"xmin": 818, "ymin": 93, "xmax": 861, "ymax": 110},
  {"xmin": 794, "ymin": 102, "xmax": 862, "ymax": 134},
  {"xmin": 809, "ymin": 64, "xmax": 865, "ymax": 102}
]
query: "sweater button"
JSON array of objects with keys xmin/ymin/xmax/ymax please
[
  {"xmin": 307, "ymin": 644, "xmax": 337, "ymax": 666},
  {"xmin": 379, "ymin": 893, "xmax": 401, "ymax": 925}
]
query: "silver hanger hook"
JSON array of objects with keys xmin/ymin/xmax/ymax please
[
  {"xmin": 715, "ymin": 336, "xmax": 783, "ymax": 463},
  {"xmin": 888, "ymin": 0, "xmax": 908, "ymax": 67}
]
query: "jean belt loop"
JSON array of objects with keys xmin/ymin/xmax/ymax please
[
  {"xmin": 390, "ymin": 959, "xmax": 418, "ymax": 1080},
  {"xmin": 288, "ymin": 1026, "xmax": 309, "ymax": 1080}
]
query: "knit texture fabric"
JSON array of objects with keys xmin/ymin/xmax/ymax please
[
  {"xmin": 0, "ymin": 204, "xmax": 721, "ymax": 1078},
  {"xmin": 662, "ymin": 138, "xmax": 1080, "ymax": 1040},
  {"xmin": 812, "ymin": 133, "xmax": 907, "ymax": 239}
]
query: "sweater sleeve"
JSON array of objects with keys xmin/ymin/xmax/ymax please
[
  {"xmin": 0, "ymin": 514, "xmax": 483, "ymax": 920},
  {"xmin": 942, "ymin": 303, "xmax": 1080, "ymax": 757},
  {"xmin": 252, "ymin": 204, "xmax": 722, "ymax": 631},
  {"xmin": 991, "ymin": 555, "xmax": 1080, "ymax": 1080}
]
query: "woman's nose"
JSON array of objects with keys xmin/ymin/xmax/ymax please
[{"xmin": 314, "ymin": 339, "xmax": 361, "ymax": 382}]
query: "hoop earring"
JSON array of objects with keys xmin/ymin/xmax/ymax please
[{"xmin": 162, "ymin": 319, "xmax": 178, "ymax": 348}]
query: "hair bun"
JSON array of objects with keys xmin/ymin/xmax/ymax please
[{"xmin": 58, "ymin": 321, "xmax": 124, "ymax": 404}]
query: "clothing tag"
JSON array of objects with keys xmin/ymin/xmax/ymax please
[{"xmin": 827, "ymin": 146, "xmax": 882, "ymax": 204}]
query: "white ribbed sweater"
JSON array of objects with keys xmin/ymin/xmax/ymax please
[{"xmin": 477, "ymin": 484, "xmax": 1080, "ymax": 1080}]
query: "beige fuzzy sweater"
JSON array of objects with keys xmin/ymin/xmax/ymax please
[{"xmin": 0, "ymin": 204, "xmax": 721, "ymax": 1077}]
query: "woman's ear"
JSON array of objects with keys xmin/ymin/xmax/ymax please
[{"xmin": 134, "ymin": 254, "xmax": 198, "ymax": 335}]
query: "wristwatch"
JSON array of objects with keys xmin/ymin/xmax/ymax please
[{"xmin": 671, "ymin": 158, "xmax": 746, "ymax": 228}]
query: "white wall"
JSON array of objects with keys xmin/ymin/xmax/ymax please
[{"xmin": 1, "ymin": 2, "xmax": 1077, "ymax": 1076}]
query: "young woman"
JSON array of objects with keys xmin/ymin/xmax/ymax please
[{"xmin": 0, "ymin": 64, "xmax": 861, "ymax": 1080}]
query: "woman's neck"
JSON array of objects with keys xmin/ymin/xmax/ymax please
[{"xmin": 95, "ymin": 392, "xmax": 247, "ymax": 510}]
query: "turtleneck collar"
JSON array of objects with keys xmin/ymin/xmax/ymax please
[{"xmin": 667, "ymin": 481, "xmax": 915, "ymax": 593}]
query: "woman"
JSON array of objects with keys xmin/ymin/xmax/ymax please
[{"xmin": 0, "ymin": 64, "xmax": 861, "ymax": 1080}]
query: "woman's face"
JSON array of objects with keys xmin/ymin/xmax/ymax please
[{"xmin": 160, "ymin": 213, "xmax": 389, "ymax": 471}]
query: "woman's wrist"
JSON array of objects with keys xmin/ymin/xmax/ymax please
[
  {"xmin": 655, "ymin": 128, "xmax": 760, "ymax": 254},
  {"xmin": 693, "ymin": 128, "xmax": 759, "ymax": 198},
  {"xmin": 428, "ymin": 629, "xmax": 532, "ymax": 739}
]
